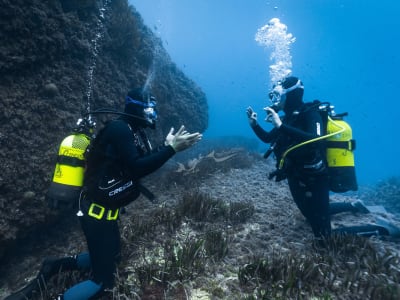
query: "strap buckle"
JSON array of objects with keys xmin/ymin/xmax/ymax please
[
  {"xmin": 88, "ymin": 203, "xmax": 119, "ymax": 220},
  {"xmin": 106, "ymin": 208, "xmax": 119, "ymax": 220}
]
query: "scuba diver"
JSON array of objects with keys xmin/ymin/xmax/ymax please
[
  {"xmin": 5, "ymin": 88, "xmax": 202, "ymax": 300},
  {"xmin": 246, "ymin": 76, "xmax": 399, "ymax": 239}
]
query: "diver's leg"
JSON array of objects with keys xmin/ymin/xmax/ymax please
[
  {"xmin": 306, "ymin": 176, "xmax": 331, "ymax": 238},
  {"xmin": 60, "ymin": 211, "xmax": 121, "ymax": 299},
  {"xmin": 330, "ymin": 200, "xmax": 369, "ymax": 215},
  {"xmin": 288, "ymin": 176, "xmax": 331, "ymax": 238},
  {"xmin": 329, "ymin": 202, "xmax": 355, "ymax": 215}
]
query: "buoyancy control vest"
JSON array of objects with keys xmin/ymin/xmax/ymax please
[
  {"xmin": 46, "ymin": 111, "xmax": 156, "ymax": 210},
  {"xmin": 277, "ymin": 101, "xmax": 358, "ymax": 193},
  {"xmin": 84, "ymin": 120, "xmax": 155, "ymax": 209}
]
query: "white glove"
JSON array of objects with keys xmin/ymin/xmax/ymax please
[
  {"xmin": 264, "ymin": 106, "xmax": 282, "ymax": 128},
  {"xmin": 165, "ymin": 125, "xmax": 202, "ymax": 152},
  {"xmin": 246, "ymin": 106, "xmax": 257, "ymax": 126},
  {"xmin": 164, "ymin": 127, "xmax": 176, "ymax": 146}
]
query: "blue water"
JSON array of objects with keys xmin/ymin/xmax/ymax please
[{"xmin": 131, "ymin": 0, "xmax": 399, "ymax": 186}]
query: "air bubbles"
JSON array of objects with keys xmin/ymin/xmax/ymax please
[
  {"xmin": 255, "ymin": 18, "xmax": 295, "ymax": 87},
  {"xmin": 85, "ymin": 0, "xmax": 112, "ymax": 115}
]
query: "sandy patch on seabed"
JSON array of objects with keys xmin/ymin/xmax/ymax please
[{"xmin": 198, "ymin": 158, "xmax": 309, "ymax": 253}]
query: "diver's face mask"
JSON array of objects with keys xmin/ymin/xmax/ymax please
[
  {"xmin": 268, "ymin": 79, "xmax": 303, "ymax": 109},
  {"xmin": 125, "ymin": 95, "xmax": 158, "ymax": 127}
]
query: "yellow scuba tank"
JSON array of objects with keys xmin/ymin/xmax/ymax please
[
  {"xmin": 275, "ymin": 101, "xmax": 358, "ymax": 193},
  {"xmin": 326, "ymin": 115, "xmax": 358, "ymax": 193},
  {"xmin": 47, "ymin": 118, "xmax": 94, "ymax": 209}
]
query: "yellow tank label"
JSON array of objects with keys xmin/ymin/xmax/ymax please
[
  {"xmin": 52, "ymin": 164, "xmax": 84, "ymax": 186},
  {"xmin": 326, "ymin": 148, "xmax": 355, "ymax": 167},
  {"xmin": 58, "ymin": 146, "xmax": 85, "ymax": 160}
]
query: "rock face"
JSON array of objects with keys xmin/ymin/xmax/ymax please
[{"xmin": 0, "ymin": 0, "xmax": 208, "ymax": 261}]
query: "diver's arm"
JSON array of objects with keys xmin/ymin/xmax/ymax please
[
  {"xmin": 108, "ymin": 121, "xmax": 175, "ymax": 179},
  {"xmin": 126, "ymin": 146, "xmax": 175, "ymax": 178},
  {"xmin": 279, "ymin": 110, "xmax": 322, "ymax": 140},
  {"xmin": 247, "ymin": 106, "xmax": 279, "ymax": 143},
  {"xmin": 251, "ymin": 123, "xmax": 279, "ymax": 143},
  {"xmin": 279, "ymin": 124, "xmax": 315, "ymax": 140}
]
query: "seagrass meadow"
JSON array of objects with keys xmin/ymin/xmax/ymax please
[{"xmin": 1, "ymin": 142, "xmax": 400, "ymax": 300}]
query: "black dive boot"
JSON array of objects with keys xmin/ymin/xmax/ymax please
[
  {"xmin": 4, "ymin": 256, "xmax": 78, "ymax": 300},
  {"xmin": 39, "ymin": 256, "xmax": 78, "ymax": 279}
]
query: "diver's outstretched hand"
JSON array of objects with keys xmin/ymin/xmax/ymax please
[
  {"xmin": 165, "ymin": 125, "xmax": 202, "ymax": 152},
  {"xmin": 246, "ymin": 106, "xmax": 257, "ymax": 126}
]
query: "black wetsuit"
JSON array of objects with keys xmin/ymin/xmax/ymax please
[
  {"xmin": 251, "ymin": 103, "xmax": 331, "ymax": 237},
  {"xmin": 250, "ymin": 104, "xmax": 392, "ymax": 239},
  {"xmin": 70, "ymin": 118, "xmax": 175, "ymax": 298}
]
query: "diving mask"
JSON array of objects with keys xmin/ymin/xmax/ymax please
[
  {"xmin": 268, "ymin": 79, "xmax": 304, "ymax": 105},
  {"xmin": 125, "ymin": 95, "xmax": 158, "ymax": 124}
]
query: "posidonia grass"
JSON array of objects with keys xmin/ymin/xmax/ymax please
[
  {"xmin": 24, "ymin": 157, "xmax": 400, "ymax": 300},
  {"xmin": 238, "ymin": 234, "xmax": 400, "ymax": 300}
]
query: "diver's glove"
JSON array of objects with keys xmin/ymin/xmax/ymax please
[
  {"xmin": 164, "ymin": 127, "xmax": 176, "ymax": 147},
  {"xmin": 264, "ymin": 106, "xmax": 282, "ymax": 128},
  {"xmin": 165, "ymin": 125, "xmax": 202, "ymax": 152},
  {"xmin": 246, "ymin": 106, "xmax": 258, "ymax": 126}
]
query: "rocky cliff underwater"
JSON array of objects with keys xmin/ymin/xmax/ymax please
[{"xmin": 0, "ymin": 0, "xmax": 208, "ymax": 261}]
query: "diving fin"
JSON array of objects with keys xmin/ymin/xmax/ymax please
[
  {"xmin": 365, "ymin": 205, "xmax": 387, "ymax": 214},
  {"xmin": 4, "ymin": 256, "xmax": 78, "ymax": 300},
  {"xmin": 376, "ymin": 217, "xmax": 400, "ymax": 237},
  {"xmin": 4, "ymin": 276, "xmax": 46, "ymax": 300}
]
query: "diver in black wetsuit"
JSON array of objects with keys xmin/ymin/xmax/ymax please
[
  {"xmin": 246, "ymin": 76, "xmax": 397, "ymax": 239},
  {"xmin": 5, "ymin": 88, "xmax": 202, "ymax": 300}
]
